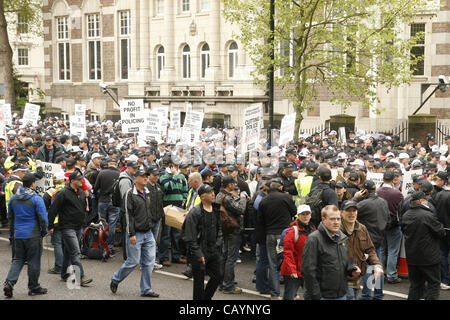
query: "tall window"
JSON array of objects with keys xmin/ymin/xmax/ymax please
[
  {"xmin": 87, "ymin": 14, "xmax": 101, "ymax": 80},
  {"xmin": 17, "ymin": 14, "xmax": 29, "ymax": 34},
  {"xmin": 120, "ymin": 11, "xmax": 131, "ymax": 80},
  {"xmin": 228, "ymin": 42, "xmax": 238, "ymax": 78},
  {"xmin": 157, "ymin": 0, "xmax": 164, "ymax": 15},
  {"xmin": 182, "ymin": 45, "xmax": 191, "ymax": 79},
  {"xmin": 201, "ymin": 0, "xmax": 210, "ymax": 11},
  {"xmin": 57, "ymin": 17, "xmax": 70, "ymax": 80},
  {"xmin": 18, "ymin": 48, "xmax": 29, "ymax": 66},
  {"xmin": 201, "ymin": 43, "xmax": 210, "ymax": 78},
  {"xmin": 157, "ymin": 46, "xmax": 165, "ymax": 79},
  {"xmin": 410, "ymin": 23, "xmax": 425, "ymax": 76},
  {"xmin": 182, "ymin": 0, "xmax": 190, "ymax": 12}
]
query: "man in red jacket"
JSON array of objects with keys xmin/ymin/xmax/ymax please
[{"xmin": 281, "ymin": 205, "xmax": 315, "ymax": 300}]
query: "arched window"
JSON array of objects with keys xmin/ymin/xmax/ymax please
[
  {"xmin": 228, "ymin": 42, "xmax": 238, "ymax": 78},
  {"xmin": 201, "ymin": 43, "xmax": 210, "ymax": 78},
  {"xmin": 182, "ymin": 45, "xmax": 191, "ymax": 79},
  {"xmin": 157, "ymin": 46, "xmax": 165, "ymax": 79}
]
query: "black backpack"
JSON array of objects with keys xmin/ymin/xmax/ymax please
[
  {"xmin": 111, "ymin": 176, "xmax": 132, "ymax": 207},
  {"xmin": 305, "ymin": 187, "xmax": 324, "ymax": 228}
]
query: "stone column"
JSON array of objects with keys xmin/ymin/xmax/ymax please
[
  {"xmin": 138, "ymin": 0, "xmax": 151, "ymax": 81},
  {"xmin": 209, "ymin": 0, "xmax": 221, "ymax": 80}
]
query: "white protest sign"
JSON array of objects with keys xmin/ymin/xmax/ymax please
[
  {"xmin": 402, "ymin": 169, "xmax": 423, "ymax": 197},
  {"xmin": 142, "ymin": 109, "xmax": 162, "ymax": 141},
  {"xmin": 153, "ymin": 106, "xmax": 169, "ymax": 137},
  {"xmin": 241, "ymin": 104, "xmax": 262, "ymax": 153},
  {"xmin": 35, "ymin": 162, "xmax": 63, "ymax": 196},
  {"xmin": 1, "ymin": 103, "xmax": 12, "ymax": 127},
  {"xmin": 74, "ymin": 104, "xmax": 86, "ymax": 119},
  {"xmin": 170, "ymin": 110, "xmax": 181, "ymax": 129},
  {"xmin": 0, "ymin": 108, "xmax": 6, "ymax": 139},
  {"xmin": 69, "ymin": 115, "xmax": 86, "ymax": 138},
  {"xmin": 331, "ymin": 169, "xmax": 338, "ymax": 181},
  {"xmin": 167, "ymin": 128, "xmax": 181, "ymax": 143},
  {"xmin": 183, "ymin": 109, "xmax": 204, "ymax": 143},
  {"xmin": 22, "ymin": 103, "xmax": 40, "ymax": 126},
  {"xmin": 279, "ymin": 113, "xmax": 296, "ymax": 146},
  {"xmin": 120, "ymin": 99, "xmax": 145, "ymax": 134},
  {"xmin": 367, "ymin": 172, "xmax": 384, "ymax": 188},
  {"xmin": 339, "ymin": 127, "xmax": 347, "ymax": 145}
]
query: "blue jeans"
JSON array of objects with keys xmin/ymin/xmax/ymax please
[
  {"xmin": 347, "ymin": 287, "xmax": 361, "ymax": 300},
  {"xmin": 159, "ymin": 216, "xmax": 182, "ymax": 263},
  {"xmin": 61, "ymin": 229, "xmax": 85, "ymax": 280},
  {"xmin": 380, "ymin": 225, "xmax": 402, "ymax": 281},
  {"xmin": 98, "ymin": 202, "xmax": 121, "ymax": 251},
  {"xmin": 255, "ymin": 243, "xmax": 270, "ymax": 293},
  {"xmin": 440, "ymin": 239, "xmax": 450, "ymax": 285},
  {"xmin": 361, "ymin": 247, "xmax": 385, "ymax": 300},
  {"xmin": 222, "ymin": 232, "xmax": 240, "ymax": 291},
  {"xmin": 321, "ymin": 295, "xmax": 347, "ymax": 300},
  {"xmin": 112, "ymin": 230, "xmax": 156, "ymax": 295},
  {"xmin": 51, "ymin": 229, "xmax": 63, "ymax": 272},
  {"xmin": 151, "ymin": 220, "xmax": 161, "ymax": 261},
  {"xmin": 283, "ymin": 277, "xmax": 304, "ymax": 300},
  {"xmin": 266, "ymin": 234, "xmax": 281, "ymax": 298},
  {"xmin": 6, "ymin": 238, "xmax": 43, "ymax": 290}
]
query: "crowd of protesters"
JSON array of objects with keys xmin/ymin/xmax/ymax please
[{"xmin": 1, "ymin": 113, "xmax": 450, "ymax": 300}]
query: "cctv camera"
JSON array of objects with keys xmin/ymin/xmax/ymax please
[
  {"xmin": 438, "ymin": 75, "xmax": 448, "ymax": 85},
  {"xmin": 99, "ymin": 82, "xmax": 109, "ymax": 89}
]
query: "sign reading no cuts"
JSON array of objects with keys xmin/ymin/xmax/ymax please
[{"xmin": 120, "ymin": 99, "xmax": 145, "ymax": 134}]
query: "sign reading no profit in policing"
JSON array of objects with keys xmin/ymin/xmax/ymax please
[
  {"xmin": 35, "ymin": 162, "xmax": 63, "ymax": 196},
  {"xmin": 120, "ymin": 99, "xmax": 145, "ymax": 134}
]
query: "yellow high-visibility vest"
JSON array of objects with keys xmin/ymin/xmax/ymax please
[
  {"xmin": 186, "ymin": 188, "xmax": 201, "ymax": 210},
  {"xmin": 5, "ymin": 180, "xmax": 22, "ymax": 214},
  {"xmin": 294, "ymin": 175, "xmax": 314, "ymax": 205}
]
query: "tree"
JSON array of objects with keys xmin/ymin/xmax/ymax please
[
  {"xmin": 0, "ymin": 0, "xmax": 42, "ymax": 107},
  {"xmin": 223, "ymin": 0, "xmax": 432, "ymax": 140}
]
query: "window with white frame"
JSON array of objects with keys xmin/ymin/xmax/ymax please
[
  {"xmin": 18, "ymin": 48, "xmax": 29, "ymax": 66},
  {"xmin": 410, "ymin": 23, "xmax": 425, "ymax": 76},
  {"xmin": 228, "ymin": 42, "xmax": 238, "ymax": 78},
  {"xmin": 201, "ymin": 0, "xmax": 210, "ymax": 11},
  {"xmin": 87, "ymin": 14, "xmax": 101, "ymax": 80},
  {"xmin": 182, "ymin": 0, "xmax": 190, "ymax": 12},
  {"xmin": 120, "ymin": 11, "xmax": 131, "ymax": 80},
  {"xmin": 17, "ymin": 13, "xmax": 29, "ymax": 34},
  {"xmin": 201, "ymin": 43, "xmax": 210, "ymax": 78},
  {"xmin": 157, "ymin": 46, "xmax": 165, "ymax": 79},
  {"xmin": 57, "ymin": 17, "xmax": 70, "ymax": 80},
  {"xmin": 157, "ymin": 0, "xmax": 164, "ymax": 15},
  {"xmin": 182, "ymin": 45, "xmax": 191, "ymax": 79}
]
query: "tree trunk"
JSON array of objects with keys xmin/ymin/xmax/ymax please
[
  {"xmin": 294, "ymin": 109, "xmax": 304, "ymax": 141},
  {"xmin": 0, "ymin": 0, "xmax": 15, "ymax": 106}
]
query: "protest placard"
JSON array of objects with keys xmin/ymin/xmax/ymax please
[
  {"xmin": 170, "ymin": 110, "xmax": 181, "ymax": 129},
  {"xmin": 241, "ymin": 103, "xmax": 262, "ymax": 153},
  {"xmin": 153, "ymin": 106, "xmax": 169, "ymax": 137},
  {"xmin": 120, "ymin": 99, "xmax": 145, "ymax": 134},
  {"xmin": 35, "ymin": 162, "xmax": 63, "ymax": 196},
  {"xmin": 142, "ymin": 109, "xmax": 162, "ymax": 141},
  {"xmin": 278, "ymin": 113, "xmax": 296, "ymax": 145},
  {"xmin": 402, "ymin": 169, "xmax": 423, "ymax": 197},
  {"xmin": 70, "ymin": 115, "xmax": 86, "ymax": 138},
  {"xmin": 367, "ymin": 172, "xmax": 384, "ymax": 188},
  {"xmin": 339, "ymin": 127, "xmax": 347, "ymax": 145},
  {"xmin": 22, "ymin": 103, "xmax": 40, "ymax": 126},
  {"xmin": 1, "ymin": 103, "xmax": 11, "ymax": 127}
]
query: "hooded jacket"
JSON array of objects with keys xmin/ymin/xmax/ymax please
[
  {"xmin": 123, "ymin": 185, "xmax": 154, "ymax": 237},
  {"xmin": 301, "ymin": 223, "xmax": 356, "ymax": 300},
  {"xmin": 48, "ymin": 184, "xmax": 87, "ymax": 230},
  {"xmin": 9, "ymin": 186, "xmax": 48, "ymax": 239}
]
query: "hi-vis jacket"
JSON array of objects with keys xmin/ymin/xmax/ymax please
[{"xmin": 294, "ymin": 175, "xmax": 314, "ymax": 204}]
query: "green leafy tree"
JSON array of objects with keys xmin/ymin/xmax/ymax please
[
  {"xmin": 0, "ymin": 0, "xmax": 42, "ymax": 107},
  {"xmin": 223, "ymin": 0, "xmax": 433, "ymax": 139}
]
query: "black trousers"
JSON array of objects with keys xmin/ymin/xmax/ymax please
[
  {"xmin": 190, "ymin": 252, "xmax": 223, "ymax": 300},
  {"xmin": 407, "ymin": 263, "xmax": 441, "ymax": 300}
]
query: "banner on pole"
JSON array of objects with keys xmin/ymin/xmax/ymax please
[
  {"xmin": 22, "ymin": 103, "xmax": 40, "ymax": 126},
  {"xmin": 35, "ymin": 162, "xmax": 63, "ymax": 196},
  {"xmin": 120, "ymin": 99, "xmax": 145, "ymax": 134},
  {"xmin": 278, "ymin": 113, "xmax": 296, "ymax": 145}
]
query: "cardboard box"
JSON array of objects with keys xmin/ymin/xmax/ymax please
[{"xmin": 164, "ymin": 205, "xmax": 187, "ymax": 230}]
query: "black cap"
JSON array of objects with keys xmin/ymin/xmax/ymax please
[
  {"xmin": 342, "ymin": 200, "xmax": 358, "ymax": 210},
  {"xmin": 418, "ymin": 180, "xmax": 433, "ymax": 194},
  {"xmin": 318, "ymin": 168, "xmax": 332, "ymax": 180},
  {"xmin": 348, "ymin": 172, "xmax": 359, "ymax": 182},
  {"xmin": 127, "ymin": 161, "xmax": 139, "ymax": 169},
  {"xmin": 198, "ymin": 184, "xmax": 214, "ymax": 196},
  {"xmin": 383, "ymin": 171, "xmax": 395, "ymax": 181},
  {"xmin": 134, "ymin": 170, "xmax": 148, "ymax": 177},
  {"xmin": 65, "ymin": 158, "xmax": 76, "ymax": 167},
  {"xmin": 411, "ymin": 191, "xmax": 427, "ymax": 201},
  {"xmin": 360, "ymin": 180, "xmax": 376, "ymax": 191},
  {"xmin": 227, "ymin": 165, "xmax": 238, "ymax": 172},
  {"xmin": 146, "ymin": 166, "xmax": 160, "ymax": 175},
  {"xmin": 412, "ymin": 174, "xmax": 424, "ymax": 183},
  {"xmin": 393, "ymin": 169, "xmax": 403, "ymax": 176},
  {"xmin": 306, "ymin": 162, "xmax": 318, "ymax": 172},
  {"xmin": 285, "ymin": 148, "xmax": 296, "ymax": 155},
  {"xmin": 22, "ymin": 173, "xmax": 37, "ymax": 188},
  {"xmin": 106, "ymin": 157, "xmax": 117, "ymax": 163},
  {"xmin": 179, "ymin": 163, "xmax": 189, "ymax": 169},
  {"xmin": 436, "ymin": 171, "xmax": 448, "ymax": 181},
  {"xmin": 201, "ymin": 169, "xmax": 214, "ymax": 179},
  {"xmin": 222, "ymin": 175, "xmax": 237, "ymax": 187},
  {"xmin": 284, "ymin": 163, "xmax": 295, "ymax": 171},
  {"xmin": 385, "ymin": 162, "xmax": 397, "ymax": 169},
  {"xmin": 69, "ymin": 170, "xmax": 83, "ymax": 181},
  {"xmin": 44, "ymin": 135, "xmax": 53, "ymax": 141},
  {"xmin": 335, "ymin": 180, "xmax": 346, "ymax": 188}
]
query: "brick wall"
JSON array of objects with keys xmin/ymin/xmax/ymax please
[
  {"xmin": 431, "ymin": 108, "xmax": 450, "ymax": 118},
  {"xmin": 432, "ymin": 22, "xmax": 450, "ymax": 33},
  {"xmin": 436, "ymin": 44, "xmax": 450, "ymax": 55},
  {"xmin": 72, "ymin": 43, "xmax": 83, "ymax": 82},
  {"xmin": 102, "ymin": 14, "xmax": 114, "ymax": 37},
  {"xmin": 431, "ymin": 65, "xmax": 450, "ymax": 77},
  {"xmin": 102, "ymin": 41, "xmax": 115, "ymax": 82}
]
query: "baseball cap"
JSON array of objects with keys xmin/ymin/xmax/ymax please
[
  {"xmin": 285, "ymin": 148, "xmax": 296, "ymax": 155},
  {"xmin": 54, "ymin": 171, "xmax": 66, "ymax": 181},
  {"xmin": 297, "ymin": 204, "xmax": 311, "ymax": 214},
  {"xmin": 360, "ymin": 180, "xmax": 376, "ymax": 191},
  {"xmin": 284, "ymin": 163, "xmax": 295, "ymax": 171},
  {"xmin": 418, "ymin": 180, "xmax": 433, "ymax": 194},
  {"xmin": 69, "ymin": 170, "xmax": 83, "ymax": 181},
  {"xmin": 342, "ymin": 200, "xmax": 358, "ymax": 211},
  {"xmin": 146, "ymin": 166, "xmax": 160, "ymax": 175},
  {"xmin": 201, "ymin": 169, "xmax": 214, "ymax": 179},
  {"xmin": 350, "ymin": 159, "xmax": 365, "ymax": 167},
  {"xmin": 398, "ymin": 153, "xmax": 410, "ymax": 160},
  {"xmin": 348, "ymin": 172, "xmax": 359, "ymax": 182},
  {"xmin": 318, "ymin": 168, "xmax": 332, "ymax": 180},
  {"xmin": 306, "ymin": 162, "xmax": 318, "ymax": 172},
  {"xmin": 383, "ymin": 171, "xmax": 395, "ymax": 181},
  {"xmin": 198, "ymin": 184, "xmax": 214, "ymax": 196},
  {"xmin": 436, "ymin": 171, "xmax": 448, "ymax": 181},
  {"xmin": 91, "ymin": 153, "xmax": 103, "ymax": 160},
  {"xmin": 335, "ymin": 180, "xmax": 346, "ymax": 188},
  {"xmin": 127, "ymin": 161, "xmax": 139, "ymax": 169},
  {"xmin": 12, "ymin": 164, "xmax": 28, "ymax": 172},
  {"xmin": 227, "ymin": 165, "xmax": 238, "ymax": 172},
  {"xmin": 411, "ymin": 191, "xmax": 427, "ymax": 201},
  {"xmin": 222, "ymin": 175, "xmax": 237, "ymax": 187},
  {"xmin": 134, "ymin": 170, "xmax": 148, "ymax": 177},
  {"xmin": 337, "ymin": 152, "xmax": 348, "ymax": 160}
]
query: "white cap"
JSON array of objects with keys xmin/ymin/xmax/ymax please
[
  {"xmin": 91, "ymin": 153, "xmax": 103, "ymax": 160},
  {"xmin": 125, "ymin": 154, "xmax": 139, "ymax": 162},
  {"xmin": 337, "ymin": 152, "xmax": 348, "ymax": 160},
  {"xmin": 271, "ymin": 146, "xmax": 280, "ymax": 153},
  {"xmin": 297, "ymin": 204, "xmax": 311, "ymax": 214},
  {"xmin": 71, "ymin": 146, "xmax": 81, "ymax": 153},
  {"xmin": 7, "ymin": 130, "xmax": 16, "ymax": 135},
  {"xmin": 440, "ymin": 145, "xmax": 448, "ymax": 155},
  {"xmin": 108, "ymin": 138, "xmax": 115, "ymax": 144},
  {"xmin": 299, "ymin": 149, "xmax": 309, "ymax": 157},
  {"xmin": 411, "ymin": 159, "xmax": 422, "ymax": 167},
  {"xmin": 398, "ymin": 153, "xmax": 410, "ymax": 160},
  {"xmin": 386, "ymin": 152, "xmax": 395, "ymax": 158},
  {"xmin": 138, "ymin": 141, "xmax": 148, "ymax": 148},
  {"xmin": 54, "ymin": 171, "xmax": 66, "ymax": 181},
  {"xmin": 440, "ymin": 156, "xmax": 447, "ymax": 161},
  {"xmin": 350, "ymin": 159, "xmax": 365, "ymax": 167},
  {"xmin": 432, "ymin": 145, "xmax": 440, "ymax": 153},
  {"xmin": 329, "ymin": 130, "xmax": 337, "ymax": 135}
]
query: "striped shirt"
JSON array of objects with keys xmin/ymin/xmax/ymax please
[{"xmin": 159, "ymin": 173, "xmax": 188, "ymax": 207}]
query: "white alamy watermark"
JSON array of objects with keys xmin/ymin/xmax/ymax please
[{"xmin": 66, "ymin": 265, "xmax": 81, "ymax": 290}]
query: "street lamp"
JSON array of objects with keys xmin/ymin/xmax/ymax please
[
  {"xmin": 99, "ymin": 82, "xmax": 120, "ymax": 108},
  {"xmin": 412, "ymin": 75, "xmax": 449, "ymax": 115}
]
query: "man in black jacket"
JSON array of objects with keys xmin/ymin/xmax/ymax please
[
  {"xmin": 110, "ymin": 170, "xmax": 159, "ymax": 298},
  {"xmin": 353, "ymin": 179, "xmax": 389, "ymax": 300},
  {"xmin": 401, "ymin": 191, "xmax": 446, "ymax": 300},
  {"xmin": 432, "ymin": 188, "xmax": 450, "ymax": 290},
  {"xmin": 184, "ymin": 184, "xmax": 223, "ymax": 300},
  {"xmin": 93, "ymin": 157, "xmax": 121, "ymax": 255},
  {"xmin": 48, "ymin": 170, "xmax": 93, "ymax": 287},
  {"xmin": 302, "ymin": 205, "xmax": 360, "ymax": 300},
  {"xmin": 308, "ymin": 167, "xmax": 339, "ymax": 227},
  {"xmin": 258, "ymin": 179, "xmax": 297, "ymax": 300}
]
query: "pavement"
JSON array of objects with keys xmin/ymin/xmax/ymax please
[{"xmin": 0, "ymin": 228, "xmax": 449, "ymax": 300}]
